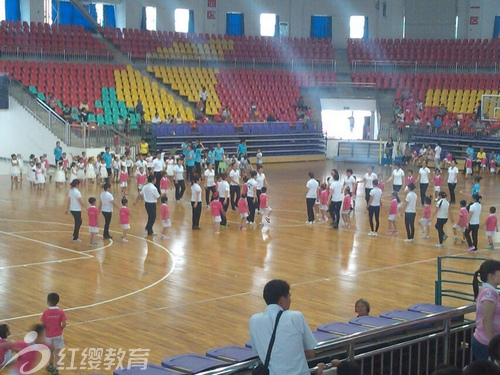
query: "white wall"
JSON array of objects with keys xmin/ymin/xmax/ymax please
[
  {"xmin": 404, "ymin": 0, "xmax": 458, "ymax": 39},
  {"xmin": 0, "ymin": 97, "xmax": 84, "ymax": 164}
]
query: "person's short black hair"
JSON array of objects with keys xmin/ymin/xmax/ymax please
[
  {"xmin": 263, "ymin": 279, "xmax": 290, "ymax": 305},
  {"xmin": 337, "ymin": 361, "xmax": 361, "ymax": 375},
  {"xmin": 148, "ymin": 175, "xmax": 155, "ymax": 183},
  {"xmin": 463, "ymin": 360, "xmax": 500, "ymax": 375},
  {"xmin": 251, "ymin": 170, "xmax": 257, "ymax": 177},
  {"xmin": 161, "ymin": 196, "xmax": 168, "ymax": 203},
  {"xmin": 491, "ymin": 206, "xmax": 497, "ymax": 214},
  {"xmin": 261, "ymin": 186, "xmax": 267, "ymax": 193},
  {"xmin": 103, "ymin": 183, "xmax": 111, "ymax": 190},
  {"xmin": 121, "ymin": 197, "xmax": 128, "ymax": 205},
  {"xmin": 355, "ymin": 299, "xmax": 370, "ymax": 314},
  {"xmin": 88, "ymin": 197, "xmax": 96, "ymax": 205},
  {"xmin": 0, "ymin": 323, "xmax": 9, "ymax": 339},
  {"xmin": 31, "ymin": 323, "xmax": 45, "ymax": 337},
  {"xmin": 47, "ymin": 293, "xmax": 60, "ymax": 306},
  {"xmin": 407, "ymin": 182, "xmax": 415, "ymax": 191}
]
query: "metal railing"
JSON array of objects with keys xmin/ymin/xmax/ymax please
[
  {"xmin": 352, "ymin": 60, "xmax": 499, "ymax": 74},
  {"xmin": 196, "ymin": 305, "xmax": 476, "ymax": 375},
  {"xmin": 146, "ymin": 54, "xmax": 336, "ymax": 72},
  {"xmin": 0, "ymin": 45, "xmax": 114, "ymax": 62}
]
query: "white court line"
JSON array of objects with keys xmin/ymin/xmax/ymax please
[
  {"xmin": 0, "ymin": 220, "xmax": 177, "ymax": 323},
  {"xmin": 0, "ymin": 256, "xmax": 90, "ymax": 270}
]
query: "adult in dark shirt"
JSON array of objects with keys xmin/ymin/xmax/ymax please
[
  {"xmin": 266, "ymin": 113, "xmax": 277, "ymax": 122},
  {"xmin": 135, "ymin": 100, "xmax": 144, "ymax": 116}
]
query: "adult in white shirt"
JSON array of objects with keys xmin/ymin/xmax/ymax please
[
  {"xmin": 65, "ymin": 179, "xmax": 85, "ymax": 242},
  {"xmin": 229, "ymin": 162, "xmax": 241, "ymax": 211},
  {"xmin": 343, "ymin": 168, "xmax": 357, "ymax": 210},
  {"xmin": 359, "ymin": 166, "xmax": 377, "ymax": 206},
  {"xmin": 415, "ymin": 160, "xmax": 431, "ymax": 206},
  {"xmin": 465, "ymin": 194, "xmax": 482, "ymax": 251},
  {"xmin": 173, "ymin": 158, "xmax": 186, "ymax": 201},
  {"xmin": 432, "ymin": 191, "xmax": 451, "ymax": 247},
  {"xmin": 367, "ymin": 180, "xmax": 383, "ymax": 236},
  {"xmin": 134, "ymin": 175, "xmax": 160, "ymax": 236},
  {"xmin": 135, "ymin": 155, "xmax": 147, "ymax": 175},
  {"xmin": 447, "ymin": 159, "xmax": 459, "ymax": 204},
  {"xmin": 401, "ymin": 182, "xmax": 418, "ymax": 242},
  {"xmin": 204, "ymin": 162, "xmax": 216, "ymax": 206},
  {"xmin": 99, "ymin": 183, "xmax": 115, "ymax": 239},
  {"xmin": 151, "ymin": 112, "xmax": 162, "ymax": 124},
  {"xmin": 246, "ymin": 170, "xmax": 258, "ymax": 224},
  {"xmin": 385, "ymin": 163, "xmax": 405, "ymax": 192},
  {"xmin": 434, "ymin": 142, "xmax": 442, "ymax": 169},
  {"xmin": 191, "ymin": 175, "xmax": 202, "ymax": 230},
  {"xmin": 249, "ymin": 280, "xmax": 317, "ymax": 375},
  {"xmin": 152, "ymin": 151, "xmax": 165, "ymax": 193},
  {"xmin": 305, "ymin": 172, "xmax": 319, "ymax": 224},
  {"xmin": 328, "ymin": 170, "xmax": 343, "ymax": 229},
  {"xmin": 217, "ymin": 172, "xmax": 230, "ymax": 226}
]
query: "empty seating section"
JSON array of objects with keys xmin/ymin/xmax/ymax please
[
  {"xmin": 348, "ymin": 38, "xmax": 500, "ymax": 64},
  {"xmin": 148, "ymin": 65, "xmax": 221, "ymax": 114},
  {"xmin": 0, "ymin": 21, "xmax": 109, "ymax": 58},
  {"xmin": 353, "ymin": 72, "xmax": 500, "ymax": 128},
  {"xmin": 114, "ymin": 66, "xmax": 194, "ymax": 123},
  {"xmin": 101, "ymin": 27, "xmax": 334, "ymax": 62}
]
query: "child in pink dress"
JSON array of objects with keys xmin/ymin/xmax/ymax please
[
  {"xmin": 485, "ymin": 206, "xmax": 498, "ymax": 250},
  {"xmin": 453, "ymin": 199, "xmax": 468, "ymax": 244},
  {"xmin": 433, "ymin": 169, "xmax": 442, "ymax": 200},
  {"xmin": 238, "ymin": 193, "xmax": 249, "ymax": 230},
  {"xmin": 405, "ymin": 170, "xmax": 415, "ymax": 192},
  {"xmin": 136, "ymin": 167, "xmax": 147, "ymax": 194},
  {"xmin": 341, "ymin": 187, "xmax": 352, "ymax": 228},
  {"xmin": 160, "ymin": 172, "xmax": 170, "ymax": 197},
  {"xmin": 419, "ymin": 196, "xmax": 432, "ymax": 239},
  {"xmin": 259, "ymin": 187, "xmax": 272, "ymax": 232},
  {"xmin": 318, "ymin": 183, "xmax": 329, "ymax": 222},
  {"xmin": 388, "ymin": 191, "xmax": 399, "ymax": 234},
  {"xmin": 87, "ymin": 197, "xmax": 99, "ymax": 246},
  {"xmin": 119, "ymin": 166, "xmax": 128, "ymax": 196},
  {"xmin": 490, "ymin": 158, "xmax": 497, "ymax": 175},
  {"xmin": 210, "ymin": 192, "xmax": 225, "ymax": 234},
  {"xmin": 119, "ymin": 197, "xmax": 131, "ymax": 243},
  {"xmin": 160, "ymin": 196, "xmax": 171, "ymax": 239},
  {"xmin": 465, "ymin": 156, "xmax": 473, "ymax": 179}
]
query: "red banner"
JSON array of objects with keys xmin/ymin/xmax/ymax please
[{"xmin": 208, "ymin": 0, "xmax": 216, "ymax": 8}]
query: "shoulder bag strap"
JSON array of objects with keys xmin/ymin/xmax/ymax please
[{"xmin": 263, "ymin": 310, "xmax": 284, "ymax": 368}]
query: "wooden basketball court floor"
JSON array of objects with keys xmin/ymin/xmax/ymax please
[{"xmin": 1, "ymin": 160, "xmax": 499, "ymax": 371}]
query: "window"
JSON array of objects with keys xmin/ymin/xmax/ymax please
[
  {"xmin": 0, "ymin": 0, "xmax": 5, "ymax": 21},
  {"xmin": 402, "ymin": 16, "xmax": 406, "ymax": 38},
  {"xmin": 175, "ymin": 8, "xmax": 190, "ymax": 33},
  {"xmin": 96, "ymin": 3, "xmax": 103, "ymax": 27},
  {"xmin": 454, "ymin": 15, "xmax": 459, "ymax": 39},
  {"xmin": 349, "ymin": 16, "xmax": 366, "ymax": 39},
  {"xmin": 260, "ymin": 13, "xmax": 277, "ymax": 37},
  {"xmin": 145, "ymin": 6, "xmax": 157, "ymax": 31},
  {"xmin": 311, "ymin": 15, "xmax": 332, "ymax": 38},
  {"xmin": 226, "ymin": 12, "xmax": 244, "ymax": 36}
]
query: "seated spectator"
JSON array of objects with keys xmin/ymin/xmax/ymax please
[
  {"xmin": 250, "ymin": 102, "xmax": 258, "ymax": 121},
  {"xmin": 151, "ymin": 112, "xmax": 162, "ymax": 124},
  {"xmin": 135, "ymin": 99, "xmax": 144, "ymax": 116},
  {"xmin": 221, "ymin": 106, "xmax": 231, "ymax": 122},
  {"xmin": 433, "ymin": 115, "xmax": 443, "ymax": 131},
  {"xmin": 79, "ymin": 108, "xmax": 88, "ymax": 125},
  {"xmin": 175, "ymin": 111, "xmax": 183, "ymax": 124},
  {"xmin": 62, "ymin": 105, "xmax": 71, "ymax": 122},
  {"xmin": 199, "ymin": 86, "xmax": 208, "ymax": 113},
  {"xmin": 46, "ymin": 92, "xmax": 56, "ymax": 109},
  {"xmin": 414, "ymin": 115, "xmax": 421, "ymax": 126},
  {"xmin": 355, "ymin": 299, "xmax": 370, "ymax": 317},
  {"xmin": 437, "ymin": 103, "xmax": 448, "ymax": 118},
  {"xmin": 402, "ymin": 143, "xmax": 412, "ymax": 165},
  {"xmin": 117, "ymin": 115, "xmax": 124, "ymax": 132},
  {"xmin": 79, "ymin": 99, "xmax": 89, "ymax": 112},
  {"xmin": 474, "ymin": 100, "xmax": 482, "ymax": 121},
  {"xmin": 463, "ymin": 359, "xmax": 500, "ymax": 375},
  {"xmin": 416, "ymin": 98, "xmax": 423, "ymax": 112},
  {"xmin": 266, "ymin": 113, "xmax": 277, "ymax": 122},
  {"xmin": 165, "ymin": 114, "xmax": 173, "ymax": 124}
]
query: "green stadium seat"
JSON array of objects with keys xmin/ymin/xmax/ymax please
[
  {"xmin": 29, "ymin": 86, "xmax": 37, "ymax": 95},
  {"xmin": 37, "ymin": 93, "xmax": 45, "ymax": 101},
  {"xmin": 95, "ymin": 100, "xmax": 103, "ymax": 108}
]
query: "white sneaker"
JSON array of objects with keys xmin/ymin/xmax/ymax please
[
  {"xmin": 368, "ymin": 232, "xmax": 375, "ymax": 236},
  {"xmin": 423, "ymin": 235, "xmax": 430, "ymax": 239},
  {"xmin": 404, "ymin": 238, "xmax": 414, "ymax": 243},
  {"xmin": 435, "ymin": 243, "xmax": 444, "ymax": 248},
  {"xmin": 372, "ymin": 232, "xmax": 378, "ymax": 237}
]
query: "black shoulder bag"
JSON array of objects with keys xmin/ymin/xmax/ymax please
[{"xmin": 252, "ymin": 310, "xmax": 284, "ymax": 375}]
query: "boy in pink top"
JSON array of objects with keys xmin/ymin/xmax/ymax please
[
  {"xmin": 486, "ymin": 206, "xmax": 498, "ymax": 250},
  {"xmin": 210, "ymin": 192, "xmax": 225, "ymax": 234},
  {"xmin": 453, "ymin": 199, "xmax": 468, "ymax": 244},
  {"xmin": 419, "ymin": 196, "xmax": 432, "ymax": 239},
  {"xmin": 259, "ymin": 187, "xmax": 272, "ymax": 232},
  {"xmin": 160, "ymin": 196, "xmax": 171, "ymax": 239},
  {"xmin": 388, "ymin": 191, "xmax": 399, "ymax": 234},
  {"xmin": 0, "ymin": 323, "xmax": 13, "ymax": 368},
  {"xmin": 119, "ymin": 166, "xmax": 128, "ymax": 195},
  {"xmin": 0, "ymin": 324, "xmax": 49, "ymax": 375},
  {"xmin": 136, "ymin": 167, "xmax": 147, "ymax": 193},
  {"xmin": 238, "ymin": 193, "xmax": 249, "ymax": 230},
  {"xmin": 119, "ymin": 197, "xmax": 131, "ymax": 243},
  {"xmin": 87, "ymin": 197, "xmax": 99, "ymax": 246},
  {"xmin": 433, "ymin": 169, "xmax": 442, "ymax": 200},
  {"xmin": 405, "ymin": 170, "xmax": 415, "ymax": 191},
  {"xmin": 341, "ymin": 187, "xmax": 352, "ymax": 228},
  {"xmin": 160, "ymin": 172, "xmax": 170, "ymax": 197},
  {"xmin": 318, "ymin": 183, "xmax": 329, "ymax": 223},
  {"xmin": 465, "ymin": 156, "xmax": 473, "ymax": 179},
  {"xmin": 41, "ymin": 293, "xmax": 67, "ymax": 373}
]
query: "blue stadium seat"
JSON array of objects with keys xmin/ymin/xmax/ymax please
[
  {"xmin": 114, "ymin": 364, "xmax": 183, "ymax": 375},
  {"xmin": 317, "ymin": 322, "xmax": 370, "ymax": 335},
  {"xmin": 407, "ymin": 304, "xmax": 454, "ymax": 314},
  {"xmin": 206, "ymin": 345, "xmax": 257, "ymax": 362},
  {"xmin": 245, "ymin": 340, "xmax": 252, "ymax": 349},
  {"xmin": 312, "ymin": 330, "xmax": 342, "ymax": 343},
  {"xmin": 161, "ymin": 354, "xmax": 228, "ymax": 373},
  {"xmin": 380, "ymin": 310, "xmax": 428, "ymax": 322},
  {"xmin": 349, "ymin": 316, "xmax": 398, "ymax": 328}
]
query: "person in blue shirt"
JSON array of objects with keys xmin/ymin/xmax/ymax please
[
  {"xmin": 466, "ymin": 144, "xmax": 475, "ymax": 160},
  {"xmin": 195, "ymin": 141, "xmax": 205, "ymax": 177},
  {"xmin": 181, "ymin": 141, "xmax": 189, "ymax": 159},
  {"xmin": 185, "ymin": 145, "xmax": 196, "ymax": 182},
  {"xmin": 54, "ymin": 141, "xmax": 62, "ymax": 163},
  {"xmin": 214, "ymin": 143, "xmax": 225, "ymax": 174},
  {"xmin": 102, "ymin": 147, "xmax": 112, "ymax": 182},
  {"xmin": 472, "ymin": 176, "xmax": 482, "ymax": 198},
  {"xmin": 206, "ymin": 148, "xmax": 215, "ymax": 167},
  {"xmin": 237, "ymin": 140, "xmax": 247, "ymax": 158}
]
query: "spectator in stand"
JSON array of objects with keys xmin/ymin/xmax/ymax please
[
  {"xmin": 384, "ymin": 137, "xmax": 394, "ymax": 165},
  {"xmin": 474, "ymin": 100, "xmax": 482, "ymax": 121},
  {"xmin": 355, "ymin": 299, "xmax": 370, "ymax": 317},
  {"xmin": 437, "ymin": 103, "xmax": 448, "ymax": 118},
  {"xmin": 250, "ymin": 102, "xmax": 258, "ymax": 121},
  {"xmin": 267, "ymin": 113, "xmax": 277, "ymax": 122},
  {"xmin": 475, "ymin": 148, "xmax": 487, "ymax": 173},
  {"xmin": 46, "ymin": 92, "xmax": 56, "ymax": 109},
  {"xmin": 79, "ymin": 99, "xmax": 89, "ymax": 112},
  {"xmin": 135, "ymin": 99, "xmax": 144, "ymax": 116},
  {"xmin": 175, "ymin": 111, "xmax": 183, "ymax": 124},
  {"xmin": 296, "ymin": 96, "xmax": 306, "ymax": 110},
  {"xmin": 117, "ymin": 115, "xmax": 124, "ymax": 132},
  {"xmin": 199, "ymin": 86, "xmax": 208, "ymax": 113},
  {"xmin": 165, "ymin": 114, "xmax": 173, "ymax": 124},
  {"xmin": 430, "ymin": 365, "xmax": 462, "ymax": 375},
  {"xmin": 433, "ymin": 115, "xmax": 443, "ymax": 132},
  {"xmin": 222, "ymin": 106, "xmax": 231, "ymax": 122},
  {"xmin": 79, "ymin": 107, "xmax": 88, "ymax": 126},
  {"xmin": 152, "ymin": 112, "xmax": 162, "ymax": 124},
  {"xmin": 416, "ymin": 98, "xmax": 423, "ymax": 112},
  {"xmin": 62, "ymin": 105, "xmax": 72, "ymax": 122}
]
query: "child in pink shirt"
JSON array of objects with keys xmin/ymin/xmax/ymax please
[
  {"xmin": 238, "ymin": 193, "xmax": 249, "ymax": 230},
  {"xmin": 341, "ymin": 187, "xmax": 352, "ymax": 228},
  {"xmin": 388, "ymin": 191, "xmax": 399, "ymax": 234},
  {"xmin": 405, "ymin": 170, "xmax": 415, "ymax": 191},
  {"xmin": 453, "ymin": 199, "xmax": 468, "ymax": 244},
  {"xmin": 490, "ymin": 159, "xmax": 497, "ymax": 175},
  {"xmin": 259, "ymin": 187, "xmax": 272, "ymax": 231},
  {"xmin": 160, "ymin": 196, "xmax": 171, "ymax": 239},
  {"xmin": 210, "ymin": 192, "xmax": 225, "ymax": 234},
  {"xmin": 41, "ymin": 293, "xmax": 67, "ymax": 372},
  {"xmin": 0, "ymin": 323, "xmax": 12, "ymax": 368},
  {"xmin": 160, "ymin": 172, "xmax": 170, "ymax": 196},
  {"xmin": 87, "ymin": 197, "xmax": 99, "ymax": 246},
  {"xmin": 119, "ymin": 166, "xmax": 128, "ymax": 195},
  {"xmin": 465, "ymin": 156, "xmax": 473, "ymax": 179},
  {"xmin": 119, "ymin": 197, "xmax": 131, "ymax": 243},
  {"xmin": 433, "ymin": 169, "xmax": 442, "ymax": 200},
  {"xmin": 319, "ymin": 183, "xmax": 329, "ymax": 222},
  {"xmin": 136, "ymin": 167, "xmax": 147, "ymax": 193},
  {"xmin": 419, "ymin": 196, "xmax": 432, "ymax": 239},
  {"xmin": 486, "ymin": 206, "xmax": 498, "ymax": 250}
]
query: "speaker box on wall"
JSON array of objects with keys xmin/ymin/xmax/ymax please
[{"xmin": 0, "ymin": 74, "xmax": 9, "ymax": 110}]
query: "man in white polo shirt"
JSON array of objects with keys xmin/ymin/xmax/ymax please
[
  {"xmin": 134, "ymin": 175, "xmax": 160, "ymax": 236},
  {"xmin": 229, "ymin": 162, "xmax": 241, "ymax": 211},
  {"xmin": 249, "ymin": 279, "xmax": 317, "ymax": 375},
  {"xmin": 152, "ymin": 151, "xmax": 165, "ymax": 193}
]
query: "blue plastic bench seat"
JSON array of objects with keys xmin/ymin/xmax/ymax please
[
  {"xmin": 114, "ymin": 364, "xmax": 183, "ymax": 374},
  {"xmin": 317, "ymin": 322, "xmax": 371, "ymax": 335},
  {"xmin": 380, "ymin": 310, "xmax": 428, "ymax": 321},
  {"xmin": 407, "ymin": 303, "xmax": 453, "ymax": 314},
  {"xmin": 349, "ymin": 316, "xmax": 398, "ymax": 328},
  {"xmin": 245, "ymin": 340, "xmax": 252, "ymax": 349},
  {"xmin": 206, "ymin": 345, "xmax": 257, "ymax": 362},
  {"xmin": 161, "ymin": 354, "xmax": 228, "ymax": 373},
  {"xmin": 313, "ymin": 330, "xmax": 342, "ymax": 343}
]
